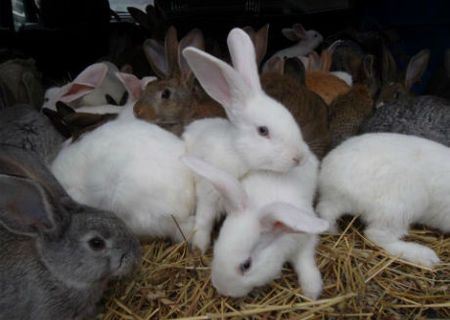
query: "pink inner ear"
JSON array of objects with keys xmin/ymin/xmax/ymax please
[
  {"xmin": 116, "ymin": 72, "xmax": 142, "ymax": 100},
  {"xmin": 73, "ymin": 63, "xmax": 108, "ymax": 87},
  {"xmin": 59, "ymin": 83, "xmax": 96, "ymax": 103},
  {"xmin": 293, "ymin": 24, "xmax": 308, "ymax": 40}
]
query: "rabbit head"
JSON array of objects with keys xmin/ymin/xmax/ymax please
[
  {"xmin": 282, "ymin": 23, "xmax": 323, "ymax": 49},
  {"xmin": 183, "ymin": 28, "xmax": 307, "ymax": 172},
  {"xmin": 182, "ymin": 156, "xmax": 328, "ymax": 297},
  {"xmin": 138, "ymin": 26, "xmax": 205, "ymax": 133},
  {"xmin": 0, "ymin": 146, "xmax": 142, "ymax": 286},
  {"xmin": 42, "ymin": 62, "xmax": 128, "ymax": 110},
  {"xmin": 376, "ymin": 47, "xmax": 430, "ymax": 107}
]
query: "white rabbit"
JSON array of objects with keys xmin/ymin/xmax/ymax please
[
  {"xmin": 316, "ymin": 132, "xmax": 450, "ymax": 267},
  {"xmin": 182, "ymin": 151, "xmax": 329, "ymax": 299},
  {"xmin": 42, "ymin": 62, "xmax": 128, "ymax": 111},
  {"xmin": 50, "ymin": 106, "xmax": 196, "ymax": 242},
  {"xmin": 182, "ymin": 28, "xmax": 310, "ymax": 252},
  {"xmin": 271, "ymin": 23, "xmax": 323, "ymax": 59}
]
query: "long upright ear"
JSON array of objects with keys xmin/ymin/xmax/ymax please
[
  {"xmin": 259, "ymin": 202, "xmax": 329, "ymax": 234},
  {"xmin": 381, "ymin": 44, "xmax": 397, "ymax": 83},
  {"xmin": 292, "ymin": 23, "xmax": 308, "ymax": 40},
  {"xmin": 0, "ymin": 174, "xmax": 54, "ymax": 236},
  {"xmin": 307, "ymin": 51, "xmax": 321, "ymax": 72},
  {"xmin": 284, "ymin": 57, "xmax": 306, "ymax": 84},
  {"xmin": 262, "ymin": 55, "xmax": 284, "ymax": 75},
  {"xmin": 227, "ymin": 28, "xmax": 262, "ymax": 92},
  {"xmin": 405, "ymin": 49, "xmax": 430, "ymax": 90},
  {"xmin": 253, "ymin": 24, "xmax": 269, "ymax": 66},
  {"xmin": 181, "ymin": 156, "xmax": 247, "ymax": 213},
  {"xmin": 178, "ymin": 28, "xmax": 205, "ymax": 79},
  {"xmin": 143, "ymin": 38, "xmax": 168, "ymax": 79},
  {"xmin": 182, "ymin": 47, "xmax": 252, "ymax": 119},
  {"xmin": 59, "ymin": 63, "xmax": 108, "ymax": 102},
  {"xmin": 319, "ymin": 49, "xmax": 332, "ymax": 72},
  {"xmin": 165, "ymin": 26, "xmax": 180, "ymax": 78}
]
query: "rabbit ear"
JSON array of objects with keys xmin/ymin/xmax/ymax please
[
  {"xmin": 59, "ymin": 63, "xmax": 108, "ymax": 102},
  {"xmin": 381, "ymin": 44, "xmax": 397, "ymax": 83},
  {"xmin": 252, "ymin": 24, "xmax": 269, "ymax": 66},
  {"xmin": 0, "ymin": 174, "xmax": 54, "ymax": 236},
  {"xmin": 227, "ymin": 28, "xmax": 262, "ymax": 92},
  {"xmin": 115, "ymin": 72, "xmax": 156, "ymax": 101},
  {"xmin": 307, "ymin": 51, "xmax": 321, "ymax": 72},
  {"xmin": 165, "ymin": 26, "xmax": 180, "ymax": 78},
  {"xmin": 178, "ymin": 28, "xmax": 205, "ymax": 78},
  {"xmin": 258, "ymin": 202, "xmax": 329, "ymax": 234},
  {"xmin": 262, "ymin": 55, "xmax": 284, "ymax": 74},
  {"xmin": 361, "ymin": 54, "xmax": 375, "ymax": 80},
  {"xmin": 143, "ymin": 38, "xmax": 168, "ymax": 79},
  {"xmin": 292, "ymin": 23, "xmax": 308, "ymax": 40},
  {"xmin": 284, "ymin": 57, "xmax": 306, "ymax": 84},
  {"xmin": 281, "ymin": 28, "xmax": 299, "ymax": 41},
  {"xmin": 182, "ymin": 47, "xmax": 253, "ymax": 117},
  {"xmin": 405, "ymin": 49, "xmax": 430, "ymax": 90},
  {"xmin": 326, "ymin": 40, "xmax": 342, "ymax": 57},
  {"xmin": 319, "ymin": 49, "xmax": 332, "ymax": 72},
  {"xmin": 181, "ymin": 156, "xmax": 247, "ymax": 213}
]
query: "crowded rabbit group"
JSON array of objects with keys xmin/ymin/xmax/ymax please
[{"xmin": 1, "ymin": 12, "xmax": 449, "ymax": 319}]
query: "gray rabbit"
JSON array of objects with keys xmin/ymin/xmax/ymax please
[
  {"xmin": 359, "ymin": 95, "xmax": 450, "ymax": 147},
  {"xmin": 0, "ymin": 104, "xmax": 65, "ymax": 164},
  {"xmin": 0, "ymin": 144, "xmax": 142, "ymax": 320}
]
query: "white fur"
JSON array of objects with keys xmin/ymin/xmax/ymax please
[
  {"xmin": 330, "ymin": 71, "xmax": 353, "ymax": 86},
  {"xmin": 51, "ymin": 106, "xmax": 195, "ymax": 241},
  {"xmin": 317, "ymin": 133, "xmax": 450, "ymax": 267},
  {"xmin": 272, "ymin": 30, "xmax": 323, "ymax": 59},
  {"xmin": 182, "ymin": 149, "xmax": 328, "ymax": 299},
  {"xmin": 182, "ymin": 28, "xmax": 310, "ymax": 252}
]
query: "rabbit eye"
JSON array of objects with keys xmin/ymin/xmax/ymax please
[
  {"xmin": 88, "ymin": 237, "xmax": 106, "ymax": 251},
  {"xmin": 161, "ymin": 89, "xmax": 171, "ymax": 99},
  {"xmin": 314, "ymin": 34, "xmax": 318, "ymax": 38},
  {"xmin": 257, "ymin": 126, "xmax": 269, "ymax": 137},
  {"xmin": 239, "ymin": 258, "xmax": 252, "ymax": 274}
]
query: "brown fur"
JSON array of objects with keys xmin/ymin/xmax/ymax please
[
  {"xmin": 261, "ymin": 72, "xmax": 331, "ymax": 159},
  {"xmin": 305, "ymin": 71, "xmax": 350, "ymax": 105}
]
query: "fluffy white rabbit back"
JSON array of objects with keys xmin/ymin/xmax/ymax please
[
  {"xmin": 317, "ymin": 132, "xmax": 450, "ymax": 267},
  {"xmin": 183, "ymin": 149, "xmax": 329, "ymax": 299},
  {"xmin": 182, "ymin": 28, "xmax": 309, "ymax": 252},
  {"xmin": 51, "ymin": 114, "xmax": 195, "ymax": 241}
]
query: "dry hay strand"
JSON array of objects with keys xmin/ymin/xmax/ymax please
[{"xmin": 100, "ymin": 218, "xmax": 449, "ymax": 319}]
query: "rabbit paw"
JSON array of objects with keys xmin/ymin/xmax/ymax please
[
  {"xmin": 385, "ymin": 241, "xmax": 441, "ymax": 267},
  {"xmin": 300, "ymin": 270, "xmax": 323, "ymax": 300},
  {"xmin": 191, "ymin": 230, "xmax": 211, "ymax": 254}
]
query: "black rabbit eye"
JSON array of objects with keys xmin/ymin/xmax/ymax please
[
  {"xmin": 161, "ymin": 89, "xmax": 171, "ymax": 99},
  {"xmin": 257, "ymin": 126, "xmax": 269, "ymax": 137},
  {"xmin": 239, "ymin": 258, "xmax": 252, "ymax": 274},
  {"xmin": 314, "ymin": 34, "xmax": 318, "ymax": 38},
  {"xmin": 88, "ymin": 237, "xmax": 106, "ymax": 251}
]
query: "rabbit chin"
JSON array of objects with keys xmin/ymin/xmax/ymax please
[{"xmin": 211, "ymin": 272, "xmax": 252, "ymax": 298}]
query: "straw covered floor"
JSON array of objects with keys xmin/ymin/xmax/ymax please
[{"xmin": 100, "ymin": 217, "xmax": 449, "ymax": 319}]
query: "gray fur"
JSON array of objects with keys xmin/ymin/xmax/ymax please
[
  {"xmin": 0, "ymin": 104, "xmax": 65, "ymax": 164},
  {"xmin": 359, "ymin": 95, "xmax": 450, "ymax": 147},
  {"xmin": 0, "ymin": 145, "xmax": 142, "ymax": 320}
]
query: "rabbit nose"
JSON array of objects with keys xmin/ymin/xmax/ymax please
[{"xmin": 293, "ymin": 155, "xmax": 301, "ymax": 165}]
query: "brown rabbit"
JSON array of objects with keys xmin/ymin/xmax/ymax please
[
  {"xmin": 261, "ymin": 56, "xmax": 331, "ymax": 159},
  {"xmin": 305, "ymin": 43, "xmax": 351, "ymax": 105},
  {"xmin": 138, "ymin": 26, "xmax": 225, "ymax": 136},
  {"xmin": 328, "ymin": 54, "xmax": 377, "ymax": 147},
  {"xmin": 376, "ymin": 47, "xmax": 430, "ymax": 107}
]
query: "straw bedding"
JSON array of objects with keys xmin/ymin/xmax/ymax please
[{"xmin": 100, "ymin": 217, "xmax": 449, "ymax": 319}]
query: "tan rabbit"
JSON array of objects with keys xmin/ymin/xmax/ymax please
[
  {"xmin": 328, "ymin": 54, "xmax": 376, "ymax": 147},
  {"xmin": 138, "ymin": 26, "xmax": 225, "ymax": 136},
  {"xmin": 261, "ymin": 56, "xmax": 331, "ymax": 159},
  {"xmin": 305, "ymin": 45, "xmax": 351, "ymax": 105}
]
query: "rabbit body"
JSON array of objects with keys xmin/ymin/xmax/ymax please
[
  {"xmin": 0, "ymin": 145, "xmax": 141, "ymax": 320},
  {"xmin": 181, "ymin": 28, "xmax": 309, "ymax": 252},
  {"xmin": 183, "ymin": 151, "xmax": 328, "ymax": 299},
  {"xmin": 51, "ymin": 106, "xmax": 196, "ymax": 241},
  {"xmin": 0, "ymin": 104, "xmax": 64, "ymax": 164},
  {"xmin": 316, "ymin": 132, "xmax": 450, "ymax": 267},
  {"xmin": 359, "ymin": 95, "xmax": 450, "ymax": 147}
]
